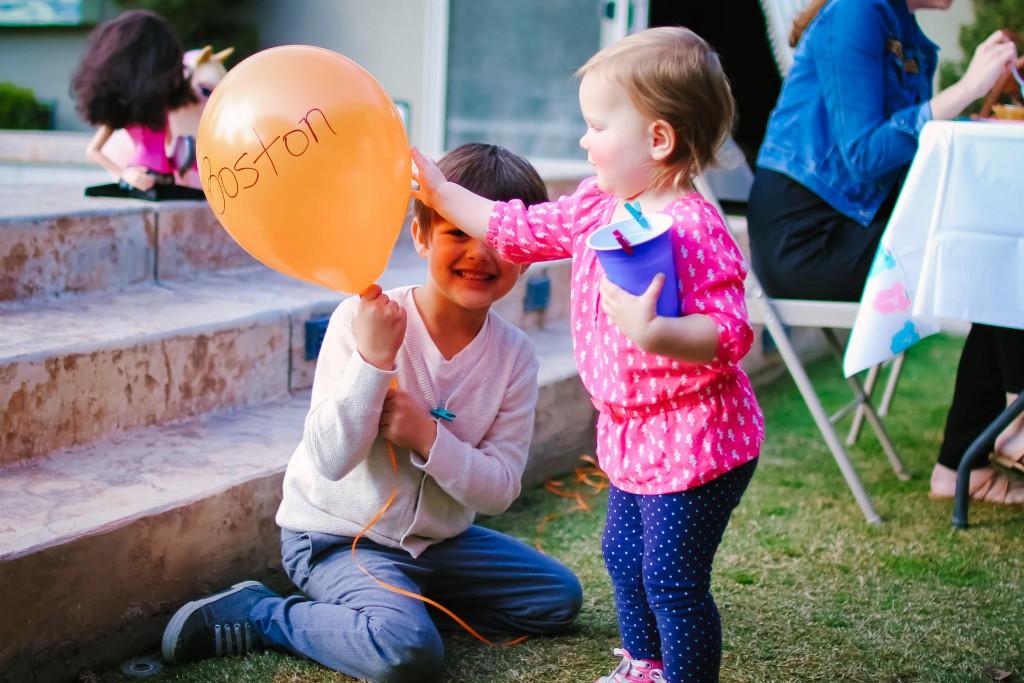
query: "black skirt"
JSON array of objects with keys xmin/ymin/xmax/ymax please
[{"xmin": 746, "ymin": 168, "xmax": 898, "ymax": 302}]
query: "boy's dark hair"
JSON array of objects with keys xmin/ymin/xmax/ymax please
[
  {"xmin": 71, "ymin": 9, "xmax": 197, "ymax": 131},
  {"xmin": 413, "ymin": 143, "xmax": 549, "ymax": 237}
]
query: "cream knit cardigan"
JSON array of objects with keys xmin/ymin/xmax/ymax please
[{"xmin": 276, "ymin": 286, "xmax": 539, "ymax": 557}]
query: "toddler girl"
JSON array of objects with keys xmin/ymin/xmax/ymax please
[{"xmin": 413, "ymin": 27, "xmax": 763, "ymax": 683}]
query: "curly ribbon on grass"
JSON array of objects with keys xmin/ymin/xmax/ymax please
[
  {"xmin": 535, "ymin": 455, "xmax": 610, "ymax": 551},
  {"xmin": 349, "ymin": 380, "xmax": 527, "ymax": 647}
]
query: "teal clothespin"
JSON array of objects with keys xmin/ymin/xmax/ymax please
[
  {"xmin": 430, "ymin": 407, "xmax": 456, "ymax": 422},
  {"xmin": 624, "ymin": 200, "xmax": 650, "ymax": 229}
]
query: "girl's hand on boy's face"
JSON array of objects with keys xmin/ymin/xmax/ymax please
[
  {"xmin": 410, "ymin": 146, "xmax": 447, "ymax": 207},
  {"xmin": 379, "ymin": 387, "xmax": 437, "ymax": 456},
  {"xmin": 355, "ymin": 285, "xmax": 407, "ymax": 371},
  {"xmin": 598, "ymin": 274, "xmax": 663, "ymax": 350}
]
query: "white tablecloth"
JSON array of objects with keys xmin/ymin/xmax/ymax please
[{"xmin": 844, "ymin": 120, "xmax": 1024, "ymax": 377}]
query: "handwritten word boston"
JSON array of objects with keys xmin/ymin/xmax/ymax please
[{"xmin": 201, "ymin": 107, "xmax": 337, "ymax": 215}]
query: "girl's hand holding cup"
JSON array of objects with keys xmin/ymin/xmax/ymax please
[{"xmin": 599, "ymin": 273, "xmax": 665, "ymax": 351}]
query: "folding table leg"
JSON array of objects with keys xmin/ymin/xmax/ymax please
[
  {"xmin": 822, "ymin": 330, "xmax": 910, "ymax": 480},
  {"xmin": 757, "ymin": 304, "xmax": 882, "ymax": 524},
  {"xmin": 954, "ymin": 393, "xmax": 1024, "ymax": 528}
]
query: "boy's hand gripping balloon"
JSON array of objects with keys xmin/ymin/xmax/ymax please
[{"xmin": 196, "ymin": 45, "xmax": 410, "ymax": 294}]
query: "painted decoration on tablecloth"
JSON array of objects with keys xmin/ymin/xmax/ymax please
[
  {"xmin": 845, "ymin": 243, "xmax": 924, "ymax": 376},
  {"xmin": 865, "ymin": 246, "xmax": 919, "ymax": 355},
  {"xmin": 890, "ymin": 320, "xmax": 921, "ymax": 355},
  {"xmin": 868, "ymin": 247, "xmax": 896, "ymax": 277},
  {"xmin": 873, "ymin": 282, "xmax": 911, "ymax": 314}
]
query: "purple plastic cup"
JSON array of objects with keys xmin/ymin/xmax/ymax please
[{"xmin": 586, "ymin": 213, "xmax": 679, "ymax": 317}]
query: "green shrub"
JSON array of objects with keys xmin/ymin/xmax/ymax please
[
  {"xmin": 115, "ymin": 0, "xmax": 259, "ymax": 67},
  {"xmin": 0, "ymin": 81, "xmax": 53, "ymax": 130}
]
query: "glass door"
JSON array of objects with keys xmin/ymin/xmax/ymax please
[{"xmin": 424, "ymin": 0, "xmax": 647, "ymax": 160}]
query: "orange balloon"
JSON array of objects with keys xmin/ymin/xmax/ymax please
[{"xmin": 196, "ymin": 45, "xmax": 410, "ymax": 293}]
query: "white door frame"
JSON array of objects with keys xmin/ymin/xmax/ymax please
[
  {"xmin": 420, "ymin": 0, "xmax": 450, "ymax": 157},
  {"xmin": 601, "ymin": 0, "xmax": 649, "ymax": 44}
]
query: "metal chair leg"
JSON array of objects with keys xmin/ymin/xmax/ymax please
[
  {"xmin": 846, "ymin": 363, "xmax": 880, "ymax": 445},
  {"xmin": 847, "ymin": 352, "xmax": 905, "ymax": 444},
  {"xmin": 878, "ymin": 352, "xmax": 905, "ymax": 415},
  {"xmin": 756, "ymin": 300, "xmax": 882, "ymax": 524}
]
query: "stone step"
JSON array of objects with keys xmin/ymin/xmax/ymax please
[
  {"xmin": 1, "ymin": 270, "xmax": 334, "ymax": 465},
  {"xmin": 0, "ymin": 236, "xmax": 573, "ymax": 465},
  {"xmin": 0, "ymin": 181, "xmax": 576, "ymax": 318},
  {"xmin": 0, "ymin": 184, "xmax": 258, "ymax": 302},
  {"xmin": 0, "ymin": 396, "xmax": 307, "ymax": 682},
  {"xmin": 0, "ymin": 321, "xmax": 590, "ymax": 682},
  {"xmin": 0, "ymin": 130, "xmax": 94, "ymax": 165}
]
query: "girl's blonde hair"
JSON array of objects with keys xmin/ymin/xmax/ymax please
[{"xmin": 575, "ymin": 26, "xmax": 735, "ymax": 192}]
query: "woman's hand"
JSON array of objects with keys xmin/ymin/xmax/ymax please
[
  {"xmin": 354, "ymin": 285, "xmax": 407, "ymax": 371},
  {"xmin": 379, "ymin": 386, "xmax": 437, "ymax": 456},
  {"xmin": 599, "ymin": 273, "xmax": 662, "ymax": 350},
  {"xmin": 960, "ymin": 30, "xmax": 1019, "ymax": 101},
  {"xmin": 934, "ymin": 30, "xmax": 1019, "ymax": 119}
]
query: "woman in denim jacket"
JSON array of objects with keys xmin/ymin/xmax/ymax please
[
  {"xmin": 747, "ymin": 0, "xmax": 1015, "ymax": 301},
  {"xmin": 750, "ymin": 0, "xmax": 1024, "ymax": 506}
]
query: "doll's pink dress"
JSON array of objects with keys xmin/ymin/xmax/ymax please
[{"xmin": 125, "ymin": 124, "xmax": 173, "ymax": 176}]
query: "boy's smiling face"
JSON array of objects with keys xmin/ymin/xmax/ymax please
[{"xmin": 413, "ymin": 217, "xmax": 523, "ymax": 312}]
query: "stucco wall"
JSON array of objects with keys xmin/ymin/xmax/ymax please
[
  {"xmin": 917, "ymin": 1, "xmax": 975, "ymax": 66},
  {"xmin": 244, "ymin": 0, "xmax": 429, "ymax": 145}
]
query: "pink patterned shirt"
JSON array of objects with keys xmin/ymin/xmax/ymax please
[{"xmin": 487, "ymin": 177, "xmax": 764, "ymax": 494}]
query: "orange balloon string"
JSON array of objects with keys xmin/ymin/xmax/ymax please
[
  {"xmin": 350, "ymin": 380, "xmax": 527, "ymax": 647},
  {"xmin": 534, "ymin": 455, "xmax": 609, "ymax": 552}
]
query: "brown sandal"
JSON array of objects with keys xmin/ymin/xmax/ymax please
[
  {"xmin": 929, "ymin": 464, "xmax": 1024, "ymax": 506},
  {"xmin": 968, "ymin": 469, "xmax": 1024, "ymax": 506},
  {"xmin": 990, "ymin": 451, "xmax": 1024, "ymax": 475}
]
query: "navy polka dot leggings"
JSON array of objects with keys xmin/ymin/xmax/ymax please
[{"xmin": 602, "ymin": 459, "xmax": 756, "ymax": 682}]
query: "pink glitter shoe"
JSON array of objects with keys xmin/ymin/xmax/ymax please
[{"xmin": 595, "ymin": 648, "xmax": 665, "ymax": 682}]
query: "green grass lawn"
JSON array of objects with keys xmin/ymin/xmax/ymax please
[{"xmin": 91, "ymin": 334, "xmax": 1024, "ymax": 683}]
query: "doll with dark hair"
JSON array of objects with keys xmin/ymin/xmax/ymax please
[
  {"xmin": 97, "ymin": 43, "xmax": 235, "ymax": 191},
  {"xmin": 71, "ymin": 9, "xmax": 205, "ymax": 201}
]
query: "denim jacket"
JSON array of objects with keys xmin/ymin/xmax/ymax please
[{"xmin": 756, "ymin": 0, "xmax": 938, "ymax": 226}]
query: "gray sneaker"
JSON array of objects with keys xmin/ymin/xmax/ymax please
[{"xmin": 161, "ymin": 580, "xmax": 278, "ymax": 665}]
